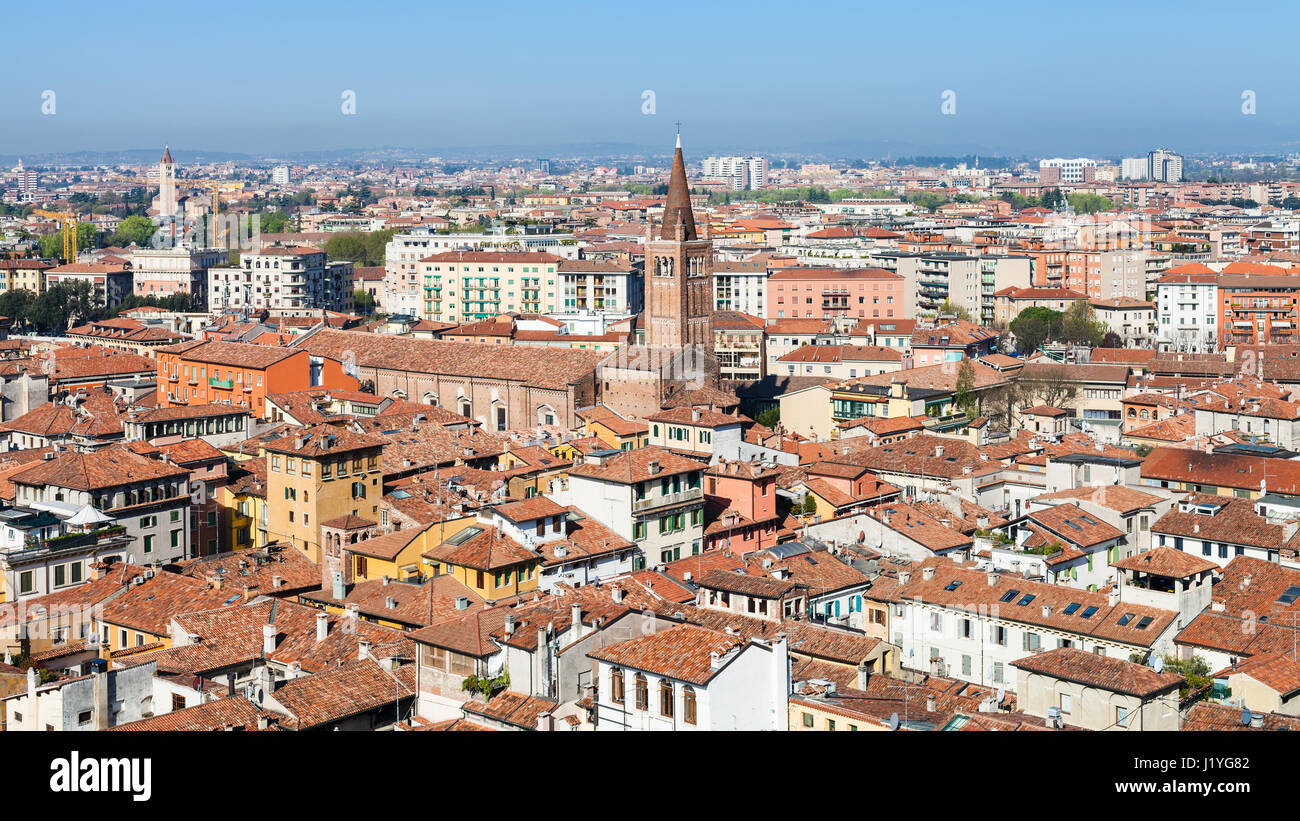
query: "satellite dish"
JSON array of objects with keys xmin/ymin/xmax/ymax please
[
  {"xmin": 1151, "ymin": 656, "xmax": 1164, "ymax": 673},
  {"xmin": 1241, "ymin": 706, "xmax": 1252, "ymax": 726},
  {"xmin": 996, "ymin": 687, "xmax": 1005, "ymax": 703},
  {"xmin": 889, "ymin": 713, "xmax": 900, "ymax": 731}
]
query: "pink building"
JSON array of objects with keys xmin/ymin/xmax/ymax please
[
  {"xmin": 704, "ymin": 460, "xmax": 782, "ymax": 554},
  {"xmin": 767, "ymin": 267, "xmax": 905, "ymax": 321}
]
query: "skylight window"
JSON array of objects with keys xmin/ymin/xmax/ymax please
[
  {"xmin": 1063, "ymin": 602, "xmax": 1081, "ymax": 615},
  {"xmin": 999, "ymin": 589, "xmax": 1020, "ymax": 603},
  {"xmin": 1117, "ymin": 613, "xmax": 1135, "ymax": 626},
  {"xmin": 1136, "ymin": 616, "xmax": 1154, "ymax": 630},
  {"xmin": 1017, "ymin": 594, "xmax": 1035, "ymax": 606},
  {"xmin": 1080, "ymin": 606, "xmax": 1098, "ymax": 619},
  {"xmin": 944, "ymin": 580, "xmax": 962, "ymax": 592},
  {"xmin": 1279, "ymin": 586, "xmax": 1300, "ymax": 605}
]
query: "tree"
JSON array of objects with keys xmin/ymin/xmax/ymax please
[
  {"xmin": 1008, "ymin": 306, "xmax": 1062, "ymax": 353},
  {"xmin": 1061, "ymin": 300, "xmax": 1106, "ymax": 347},
  {"xmin": 1161, "ymin": 655, "xmax": 1212, "ymax": 699},
  {"xmin": 111, "ymin": 215, "xmax": 157, "ymax": 247},
  {"xmin": 954, "ymin": 359, "xmax": 977, "ymax": 416},
  {"xmin": 801, "ymin": 495, "xmax": 818, "ymax": 515},
  {"xmin": 1101, "ymin": 330, "xmax": 1123, "ymax": 348},
  {"xmin": 353, "ymin": 289, "xmax": 376, "ymax": 315},
  {"xmin": 1021, "ymin": 363, "xmax": 1078, "ymax": 410},
  {"xmin": 940, "ymin": 299, "xmax": 974, "ymax": 322},
  {"xmin": 756, "ymin": 407, "xmax": 780, "ymax": 429}
]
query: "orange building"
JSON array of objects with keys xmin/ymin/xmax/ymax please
[
  {"xmin": 1217, "ymin": 273, "xmax": 1300, "ymax": 346},
  {"xmin": 155, "ymin": 339, "xmax": 358, "ymax": 419}
]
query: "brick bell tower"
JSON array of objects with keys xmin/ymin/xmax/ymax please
[{"xmin": 644, "ymin": 132, "xmax": 714, "ymax": 355}]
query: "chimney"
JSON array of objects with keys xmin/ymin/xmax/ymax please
[
  {"xmin": 571, "ymin": 601, "xmax": 583, "ymax": 633},
  {"xmin": 91, "ymin": 658, "xmax": 109, "ymax": 730},
  {"xmin": 934, "ymin": 445, "xmax": 944, "ymax": 459},
  {"xmin": 1109, "ymin": 586, "xmax": 1121, "ymax": 606},
  {"xmin": 315, "ymin": 612, "xmax": 328, "ymax": 642},
  {"xmin": 504, "ymin": 614, "xmax": 516, "ymax": 636},
  {"xmin": 898, "ymin": 570, "xmax": 912, "ymax": 585},
  {"xmin": 856, "ymin": 664, "xmax": 870, "ymax": 690},
  {"xmin": 987, "ymin": 571, "xmax": 1000, "ymax": 586},
  {"xmin": 332, "ymin": 571, "xmax": 346, "ymax": 601},
  {"xmin": 1041, "ymin": 604, "xmax": 1052, "ymax": 618},
  {"xmin": 262, "ymin": 623, "xmax": 276, "ymax": 655},
  {"xmin": 385, "ymin": 596, "xmax": 397, "ymax": 610},
  {"xmin": 691, "ymin": 408, "xmax": 702, "ymax": 422},
  {"xmin": 925, "ymin": 695, "xmax": 937, "ymax": 712},
  {"xmin": 922, "ymin": 567, "xmax": 935, "ymax": 581},
  {"xmin": 535, "ymin": 712, "xmax": 555, "ymax": 732},
  {"xmin": 382, "ymin": 575, "xmax": 390, "ymax": 586},
  {"xmin": 611, "ymin": 586, "xmax": 625, "ymax": 604},
  {"xmin": 647, "ymin": 459, "xmax": 661, "ymax": 475},
  {"xmin": 454, "ymin": 596, "xmax": 469, "ymax": 610},
  {"xmin": 358, "ymin": 638, "xmax": 372, "ymax": 661},
  {"xmin": 272, "ymin": 575, "xmax": 283, "ymax": 590}
]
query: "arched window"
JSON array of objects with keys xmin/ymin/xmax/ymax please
[
  {"xmin": 659, "ymin": 680, "xmax": 674, "ymax": 718},
  {"xmin": 1140, "ymin": 410, "xmax": 1149, "ymax": 420},
  {"xmin": 610, "ymin": 668, "xmax": 625, "ymax": 704},
  {"xmin": 683, "ymin": 686, "xmax": 697, "ymax": 725},
  {"xmin": 537, "ymin": 405, "xmax": 556, "ymax": 427},
  {"xmin": 634, "ymin": 673, "xmax": 649, "ymax": 710}
]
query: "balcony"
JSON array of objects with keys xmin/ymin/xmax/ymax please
[
  {"xmin": 633, "ymin": 486, "xmax": 703, "ymax": 513},
  {"xmin": 209, "ymin": 377, "xmax": 234, "ymax": 389}
]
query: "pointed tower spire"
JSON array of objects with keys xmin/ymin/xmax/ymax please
[
  {"xmin": 660, "ymin": 132, "xmax": 696, "ymax": 241},
  {"xmin": 161, "ymin": 145, "xmax": 174, "ymax": 165}
]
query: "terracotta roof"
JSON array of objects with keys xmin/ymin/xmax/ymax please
[
  {"xmin": 587, "ymin": 623, "xmax": 745, "ymax": 686},
  {"xmin": 1010, "ymin": 648, "xmax": 1184, "ymax": 698}
]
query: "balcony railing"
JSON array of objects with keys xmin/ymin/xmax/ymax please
[
  {"xmin": 633, "ymin": 486, "xmax": 703, "ymax": 513},
  {"xmin": 209, "ymin": 378, "xmax": 234, "ymax": 389}
]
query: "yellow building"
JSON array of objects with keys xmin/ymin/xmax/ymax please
[
  {"xmin": 263, "ymin": 425, "xmax": 387, "ymax": 563},
  {"xmin": 219, "ymin": 458, "xmax": 269, "ymax": 552},
  {"xmin": 0, "ymin": 261, "xmax": 49, "ymax": 295},
  {"xmin": 574, "ymin": 405, "xmax": 649, "ymax": 450},
  {"xmin": 422, "ymin": 521, "xmax": 541, "ymax": 603}
]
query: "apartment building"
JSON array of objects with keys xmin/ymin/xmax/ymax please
[
  {"xmin": 208, "ymin": 246, "xmax": 353, "ymax": 314},
  {"xmin": 156, "ymin": 340, "xmax": 358, "ymax": 419},
  {"xmin": 549, "ymin": 446, "xmax": 705, "ymax": 568},
  {"xmin": 413, "ymin": 251, "xmax": 561, "ymax": 323},
  {"xmin": 557, "ymin": 257, "xmax": 642, "ymax": 316},
  {"xmin": 700, "ymin": 156, "xmax": 767, "ymax": 190},
  {"xmin": 263, "ymin": 425, "xmax": 386, "ymax": 564},
  {"xmin": 713, "ymin": 258, "xmax": 767, "ymax": 317},
  {"xmin": 767, "ymin": 267, "xmax": 906, "ymax": 321},
  {"xmin": 130, "ymin": 247, "xmax": 228, "ymax": 301},
  {"xmin": 1155, "ymin": 267, "xmax": 1219, "ymax": 351},
  {"xmin": 383, "ymin": 229, "xmax": 578, "ymax": 316},
  {"xmin": 1218, "ymin": 274, "xmax": 1300, "ymax": 346}
]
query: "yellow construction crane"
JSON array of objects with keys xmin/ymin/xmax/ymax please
[
  {"xmin": 183, "ymin": 179, "xmax": 245, "ymax": 245},
  {"xmin": 33, "ymin": 209, "xmax": 79, "ymax": 264}
]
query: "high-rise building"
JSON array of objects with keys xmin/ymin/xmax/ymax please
[
  {"xmin": 701, "ymin": 155, "xmax": 767, "ymax": 190},
  {"xmin": 271, "ymin": 165, "xmax": 290, "ymax": 186},
  {"xmin": 12, "ymin": 159, "xmax": 37, "ymax": 194},
  {"xmin": 645, "ymin": 134, "xmax": 714, "ymax": 353},
  {"xmin": 158, "ymin": 145, "xmax": 177, "ymax": 219},
  {"xmin": 1120, "ymin": 158, "xmax": 1149, "ymax": 180},
  {"xmin": 1148, "ymin": 149, "xmax": 1183, "ymax": 183}
]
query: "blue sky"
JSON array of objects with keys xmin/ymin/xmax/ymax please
[{"xmin": 2, "ymin": 0, "xmax": 1297, "ymax": 158}]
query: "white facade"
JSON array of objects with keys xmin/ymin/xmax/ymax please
[
  {"xmin": 1148, "ymin": 149, "xmax": 1184, "ymax": 183},
  {"xmin": 208, "ymin": 248, "xmax": 352, "ymax": 314},
  {"xmin": 271, "ymin": 166, "xmax": 290, "ymax": 186},
  {"xmin": 592, "ymin": 636, "xmax": 788, "ymax": 731},
  {"xmin": 701, "ymin": 156, "xmax": 767, "ymax": 191},
  {"xmin": 1121, "ymin": 158, "xmax": 1149, "ymax": 181},
  {"xmin": 1039, "ymin": 158, "xmax": 1097, "ymax": 184},
  {"xmin": 713, "ymin": 266, "xmax": 766, "ymax": 316},
  {"xmin": 1156, "ymin": 278, "xmax": 1218, "ymax": 352}
]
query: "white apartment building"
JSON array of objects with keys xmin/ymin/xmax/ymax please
[
  {"xmin": 557, "ymin": 258, "xmax": 642, "ymax": 315},
  {"xmin": 700, "ymin": 156, "xmax": 767, "ymax": 191},
  {"xmin": 1155, "ymin": 272, "xmax": 1218, "ymax": 352},
  {"xmin": 208, "ymin": 246, "xmax": 352, "ymax": 314},
  {"xmin": 384, "ymin": 229, "xmax": 578, "ymax": 316},
  {"xmin": 1149, "ymin": 149, "xmax": 1184, "ymax": 183},
  {"xmin": 546, "ymin": 447, "xmax": 704, "ymax": 569},
  {"xmin": 873, "ymin": 559, "xmax": 1181, "ymax": 689},
  {"xmin": 271, "ymin": 166, "xmax": 290, "ymax": 186},
  {"xmin": 713, "ymin": 260, "xmax": 767, "ymax": 316},
  {"xmin": 1120, "ymin": 158, "xmax": 1149, "ymax": 181},
  {"xmin": 414, "ymin": 250, "xmax": 561, "ymax": 323}
]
